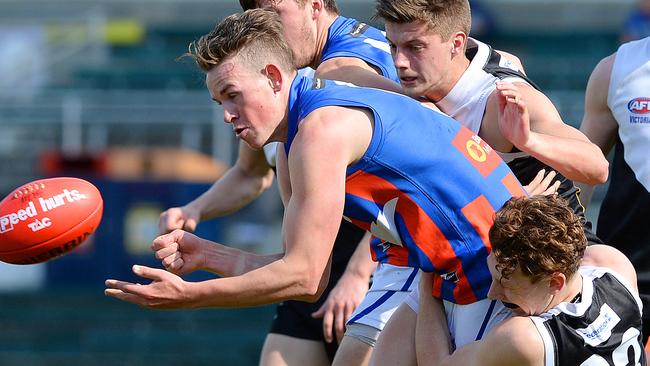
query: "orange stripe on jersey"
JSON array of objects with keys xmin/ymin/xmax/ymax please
[
  {"xmin": 347, "ymin": 217, "xmax": 370, "ymax": 231},
  {"xmin": 347, "ymin": 171, "xmax": 458, "ymax": 274},
  {"xmin": 501, "ymin": 172, "xmax": 527, "ymax": 197},
  {"xmin": 460, "ymin": 195, "xmax": 494, "ymax": 250},
  {"xmin": 452, "ymin": 266, "xmax": 477, "ymax": 304},
  {"xmin": 385, "ymin": 245, "xmax": 410, "ymax": 267},
  {"xmin": 451, "ymin": 128, "xmax": 502, "ymax": 178}
]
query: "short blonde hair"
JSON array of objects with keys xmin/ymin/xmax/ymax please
[
  {"xmin": 188, "ymin": 9, "xmax": 295, "ymax": 73},
  {"xmin": 375, "ymin": 0, "xmax": 471, "ymax": 40}
]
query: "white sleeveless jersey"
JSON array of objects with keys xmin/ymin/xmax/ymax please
[
  {"xmin": 607, "ymin": 36, "xmax": 650, "ymax": 192},
  {"xmin": 530, "ymin": 266, "xmax": 646, "ymax": 366},
  {"xmin": 437, "ymin": 38, "xmax": 530, "ymax": 162},
  {"xmin": 436, "ymin": 39, "xmax": 602, "ymax": 243}
]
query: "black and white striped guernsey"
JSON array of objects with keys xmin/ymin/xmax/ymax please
[
  {"xmin": 530, "ymin": 266, "xmax": 646, "ymax": 366},
  {"xmin": 437, "ymin": 38, "xmax": 601, "ymax": 243}
]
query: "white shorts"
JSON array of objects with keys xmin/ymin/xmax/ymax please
[
  {"xmin": 404, "ymin": 279, "xmax": 512, "ymax": 348},
  {"xmin": 346, "ymin": 263, "xmax": 420, "ymax": 331}
]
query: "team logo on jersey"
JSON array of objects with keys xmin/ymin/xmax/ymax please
[
  {"xmin": 452, "ymin": 128, "xmax": 500, "ymax": 177},
  {"xmin": 466, "ymin": 140, "xmax": 487, "ymax": 162},
  {"xmin": 627, "ymin": 98, "xmax": 650, "ymax": 114},
  {"xmin": 369, "ymin": 197, "xmax": 403, "ymax": 246},
  {"xmin": 440, "ymin": 271, "xmax": 459, "ymax": 283},
  {"xmin": 349, "ymin": 22, "xmax": 369, "ymax": 38},
  {"xmin": 311, "ymin": 78, "xmax": 325, "ymax": 90},
  {"xmin": 628, "ymin": 98, "xmax": 650, "ymax": 124}
]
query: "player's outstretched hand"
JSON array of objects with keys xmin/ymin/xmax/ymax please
[
  {"xmin": 152, "ymin": 229, "xmax": 207, "ymax": 275},
  {"xmin": 523, "ymin": 169, "xmax": 561, "ymax": 196},
  {"xmin": 105, "ymin": 265, "xmax": 197, "ymax": 309},
  {"xmin": 496, "ymin": 81, "xmax": 532, "ymax": 151},
  {"xmin": 158, "ymin": 205, "xmax": 201, "ymax": 235},
  {"xmin": 311, "ymin": 272, "xmax": 370, "ymax": 344}
]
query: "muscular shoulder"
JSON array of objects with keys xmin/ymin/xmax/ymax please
[
  {"xmin": 587, "ymin": 53, "xmax": 616, "ymax": 91},
  {"xmin": 495, "ymin": 49, "xmax": 525, "ymax": 74},
  {"xmin": 478, "ymin": 317, "xmax": 545, "ymax": 366},
  {"xmin": 582, "ymin": 245, "xmax": 638, "ymax": 291},
  {"xmin": 294, "ymin": 105, "xmax": 373, "ymax": 165}
]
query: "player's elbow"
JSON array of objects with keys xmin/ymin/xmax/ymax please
[
  {"xmin": 292, "ymin": 267, "xmax": 326, "ymax": 302},
  {"xmin": 588, "ymin": 159, "xmax": 609, "ymax": 185}
]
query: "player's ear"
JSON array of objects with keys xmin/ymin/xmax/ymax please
[
  {"xmin": 548, "ymin": 272, "xmax": 566, "ymax": 295},
  {"xmin": 450, "ymin": 31, "xmax": 467, "ymax": 55},
  {"xmin": 264, "ymin": 64, "xmax": 283, "ymax": 93},
  {"xmin": 310, "ymin": 0, "xmax": 324, "ymax": 18}
]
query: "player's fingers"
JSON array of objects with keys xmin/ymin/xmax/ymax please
[
  {"xmin": 183, "ymin": 218, "xmax": 198, "ymax": 233},
  {"xmin": 311, "ymin": 305, "xmax": 326, "ymax": 319},
  {"xmin": 167, "ymin": 257, "xmax": 185, "ymax": 273},
  {"xmin": 132, "ymin": 265, "xmax": 165, "ymax": 281},
  {"xmin": 162, "ymin": 251, "xmax": 183, "ymax": 268},
  {"xmin": 334, "ymin": 305, "xmax": 346, "ymax": 344},
  {"xmin": 530, "ymin": 169, "xmax": 546, "ymax": 186},
  {"xmin": 104, "ymin": 288, "xmax": 145, "ymax": 306},
  {"xmin": 539, "ymin": 170, "xmax": 558, "ymax": 187},
  {"xmin": 159, "ymin": 211, "xmax": 183, "ymax": 235},
  {"xmin": 322, "ymin": 310, "xmax": 334, "ymax": 343},
  {"xmin": 155, "ymin": 242, "xmax": 179, "ymax": 260},
  {"xmin": 544, "ymin": 180, "xmax": 561, "ymax": 196}
]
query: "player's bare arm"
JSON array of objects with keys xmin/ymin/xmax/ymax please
[
  {"xmin": 104, "ymin": 103, "xmax": 373, "ymax": 309},
  {"xmin": 576, "ymin": 54, "xmax": 619, "ymax": 208},
  {"xmin": 316, "ymin": 56, "xmax": 402, "ymax": 93},
  {"xmin": 416, "ymin": 272, "xmax": 544, "ymax": 366},
  {"xmin": 312, "ymin": 232, "xmax": 375, "ymax": 343},
  {"xmin": 158, "ymin": 141, "xmax": 274, "ymax": 234},
  {"xmin": 485, "ymin": 81, "xmax": 609, "ymax": 185}
]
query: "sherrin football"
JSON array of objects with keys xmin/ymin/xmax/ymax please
[{"xmin": 0, "ymin": 177, "xmax": 103, "ymax": 265}]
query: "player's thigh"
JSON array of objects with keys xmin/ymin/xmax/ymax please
[
  {"xmin": 368, "ymin": 302, "xmax": 416, "ymax": 366},
  {"xmin": 260, "ymin": 333, "xmax": 330, "ymax": 366},
  {"xmin": 332, "ymin": 335, "xmax": 373, "ymax": 366}
]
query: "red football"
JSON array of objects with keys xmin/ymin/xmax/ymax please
[{"xmin": 0, "ymin": 177, "xmax": 103, "ymax": 264}]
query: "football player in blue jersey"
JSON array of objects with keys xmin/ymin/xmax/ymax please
[
  {"xmin": 105, "ymin": 9, "xmax": 538, "ymax": 366},
  {"xmin": 159, "ymin": 1, "xmax": 403, "ymax": 365}
]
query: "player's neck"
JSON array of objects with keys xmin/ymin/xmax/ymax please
[
  {"xmin": 311, "ymin": 12, "xmax": 338, "ymax": 69},
  {"xmin": 425, "ymin": 56, "xmax": 471, "ymax": 103},
  {"xmin": 549, "ymin": 274, "xmax": 584, "ymax": 311}
]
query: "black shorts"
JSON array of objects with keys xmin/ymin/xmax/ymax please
[
  {"xmin": 268, "ymin": 220, "xmax": 366, "ymax": 362},
  {"xmin": 269, "ymin": 282, "xmax": 342, "ymax": 361}
]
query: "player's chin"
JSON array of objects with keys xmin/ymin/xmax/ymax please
[{"xmin": 400, "ymin": 84, "xmax": 424, "ymax": 99}]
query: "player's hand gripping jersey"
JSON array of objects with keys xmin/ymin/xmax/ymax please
[{"xmin": 285, "ymin": 76, "xmax": 526, "ymax": 305}]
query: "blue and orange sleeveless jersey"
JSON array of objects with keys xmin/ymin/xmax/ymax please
[
  {"xmin": 284, "ymin": 76, "xmax": 526, "ymax": 305},
  {"xmin": 322, "ymin": 16, "xmax": 400, "ymax": 83}
]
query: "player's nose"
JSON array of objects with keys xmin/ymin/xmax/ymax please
[
  {"xmin": 392, "ymin": 49, "xmax": 410, "ymax": 69},
  {"xmin": 223, "ymin": 108, "xmax": 237, "ymax": 124}
]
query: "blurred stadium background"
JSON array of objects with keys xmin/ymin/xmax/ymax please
[{"xmin": 0, "ymin": 0, "xmax": 635, "ymax": 364}]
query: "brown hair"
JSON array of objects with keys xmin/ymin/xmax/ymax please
[
  {"xmin": 489, "ymin": 195, "xmax": 587, "ymax": 284},
  {"xmin": 240, "ymin": 0, "xmax": 340, "ymax": 14},
  {"xmin": 374, "ymin": 0, "xmax": 471, "ymax": 40},
  {"xmin": 187, "ymin": 9, "xmax": 294, "ymax": 73}
]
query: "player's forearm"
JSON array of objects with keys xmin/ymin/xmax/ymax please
[
  {"xmin": 521, "ymin": 133, "xmax": 609, "ymax": 185},
  {"xmin": 200, "ymin": 240, "xmax": 283, "ymax": 277},
  {"xmin": 416, "ymin": 275, "xmax": 455, "ymax": 366},
  {"xmin": 191, "ymin": 258, "xmax": 324, "ymax": 308},
  {"xmin": 186, "ymin": 164, "xmax": 274, "ymax": 221}
]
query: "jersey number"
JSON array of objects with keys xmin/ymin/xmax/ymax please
[{"xmin": 579, "ymin": 327, "xmax": 643, "ymax": 366}]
